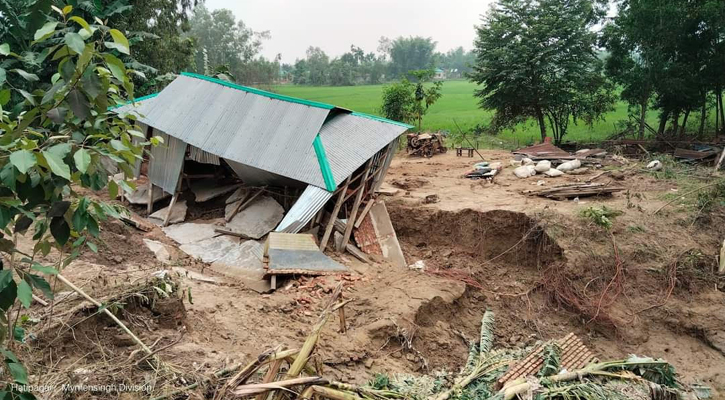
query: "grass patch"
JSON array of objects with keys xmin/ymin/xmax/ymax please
[{"xmin": 579, "ymin": 206, "xmax": 623, "ymax": 229}]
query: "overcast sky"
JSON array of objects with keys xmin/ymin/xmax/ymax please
[{"xmin": 204, "ymin": 0, "xmax": 496, "ymax": 63}]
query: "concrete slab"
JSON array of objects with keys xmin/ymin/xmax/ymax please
[
  {"xmin": 126, "ymin": 183, "xmax": 170, "ymax": 205},
  {"xmin": 149, "ymin": 200, "xmax": 187, "ymax": 225},
  {"xmin": 368, "ymin": 201, "xmax": 407, "ymax": 268},
  {"xmin": 162, "ymin": 223, "xmax": 218, "ymax": 245},
  {"xmin": 179, "ymin": 235, "xmax": 240, "ymax": 264},
  {"xmin": 210, "ymin": 240, "xmax": 265, "ymax": 279},
  {"xmin": 143, "ymin": 239, "xmax": 172, "ymax": 264},
  {"xmin": 226, "ymin": 196, "xmax": 284, "ymax": 239},
  {"xmin": 225, "ymin": 199, "xmax": 242, "ymax": 220},
  {"xmin": 226, "ymin": 187, "xmax": 248, "ymax": 204},
  {"xmin": 191, "ymin": 181, "xmax": 243, "ymax": 203}
]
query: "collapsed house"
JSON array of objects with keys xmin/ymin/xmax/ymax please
[{"xmin": 115, "ymin": 73, "xmax": 411, "ymax": 286}]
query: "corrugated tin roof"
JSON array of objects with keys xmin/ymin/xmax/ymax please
[
  {"xmin": 117, "ymin": 73, "xmax": 412, "ymax": 191},
  {"xmin": 319, "ymin": 113, "xmax": 409, "ymax": 186},
  {"xmin": 276, "ymin": 185, "xmax": 333, "ymax": 233},
  {"xmin": 121, "ymin": 74, "xmax": 330, "ymax": 188},
  {"xmin": 148, "ymin": 131, "xmax": 186, "ymax": 194}
]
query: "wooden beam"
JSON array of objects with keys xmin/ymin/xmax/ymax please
[
  {"xmin": 225, "ymin": 187, "xmax": 265, "ymax": 222},
  {"xmin": 162, "ymin": 155, "xmax": 186, "ymax": 227},
  {"xmin": 354, "ymin": 198, "xmax": 376, "ymax": 229},
  {"xmin": 146, "ymin": 183, "xmax": 154, "ymax": 216},
  {"xmin": 338, "ymin": 160, "xmax": 373, "ymax": 252},
  {"xmin": 214, "ymin": 227, "xmax": 254, "ymax": 239},
  {"xmin": 320, "ymin": 176, "xmax": 351, "ymax": 251}
]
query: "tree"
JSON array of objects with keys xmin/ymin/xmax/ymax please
[
  {"xmin": 380, "ymin": 79, "xmax": 415, "ymax": 124},
  {"xmin": 388, "ymin": 37, "xmax": 437, "ymax": 78},
  {"xmin": 409, "ymin": 69, "xmax": 443, "ymax": 131},
  {"xmin": 305, "ymin": 47, "xmax": 330, "ymax": 86},
  {"xmin": 437, "ymin": 47, "xmax": 476, "ymax": 79},
  {"xmin": 0, "ymin": 6, "xmax": 153, "ymax": 397},
  {"xmin": 469, "ymin": 0, "xmax": 614, "ymax": 143}
]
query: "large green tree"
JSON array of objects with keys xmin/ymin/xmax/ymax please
[
  {"xmin": 387, "ymin": 37, "xmax": 437, "ymax": 78},
  {"xmin": 469, "ymin": 0, "xmax": 614, "ymax": 143}
]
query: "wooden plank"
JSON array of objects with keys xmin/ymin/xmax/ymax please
[
  {"xmin": 354, "ymin": 198, "xmax": 376, "ymax": 229},
  {"xmin": 320, "ymin": 176, "xmax": 351, "ymax": 251},
  {"xmin": 162, "ymin": 193, "xmax": 179, "ymax": 227},
  {"xmin": 338, "ymin": 160, "xmax": 373, "ymax": 252},
  {"xmin": 146, "ymin": 183, "xmax": 154, "ymax": 216},
  {"xmin": 214, "ymin": 227, "xmax": 254, "ymax": 239}
]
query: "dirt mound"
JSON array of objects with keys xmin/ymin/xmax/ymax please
[{"xmin": 390, "ymin": 177, "xmax": 430, "ymax": 190}]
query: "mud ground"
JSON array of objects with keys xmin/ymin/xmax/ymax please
[{"xmin": 21, "ymin": 150, "xmax": 725, "ymax": 399}]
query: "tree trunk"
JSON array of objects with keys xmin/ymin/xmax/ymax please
[
  {"xmin": 719, "ymin": 88, "xmax": 725, "ymax": 133},
  {"xmin": 672, "ymin": 111, "xmax": 680, "ymax": 134},
  {"xmin": 536, "ymin": 107, "xmax": 547, "ymax": 141},
  {"xmin": 699, "ymin": 96, "xmax": 707, "ymax": 137},
  {"xmin": 638, "ymin": 98, "xmax": 648, "ymax": 139},
  {"xmin": 657, "ymin": 110, "xmax": 670, "ymax": 136},
  {"xmin": 680, "ymin": 109, "xmax": 690, "ymax": 135}
]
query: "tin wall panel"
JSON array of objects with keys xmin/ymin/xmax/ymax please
[{"xmin": 148, "ymin": 131, "xmax": 187, "ymax": 194}]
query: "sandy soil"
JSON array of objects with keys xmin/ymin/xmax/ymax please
[{"xmin": 18, "ymin": 149, "xmax": 725, "ymax": 399}]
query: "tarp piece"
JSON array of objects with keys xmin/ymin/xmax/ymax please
[{"xmin": 264, "ymin": 233, "xmax": 349, "ymax": 276}]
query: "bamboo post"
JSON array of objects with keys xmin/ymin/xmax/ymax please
[
  {"xmin": 55, "ymin": 274, "xmax": 152, "ymax": 355},
  {"xmin": 163, "ymin": 166, "xmax": 185, "ymax": 227},
  {"xmin": 338, "ymin": 160, "xmax": 373, "ymax": 252},
  {"xmin": 256, "ymin": 359, "xmax": 284, "ymax": 400},
  {"xmin": 353, "ymin": 198, "xmax": 375, "ymax": 229},
  {"xmin": 146, "ymin": 183, "xmax": 154, "ymax": 216},
  {"xmin": 320, "ymin": 176, "xmax": 351, "ymax": 251},
  {"xmin": 714, "ymin": 147, "xmax": 725, "ymax": 173}
]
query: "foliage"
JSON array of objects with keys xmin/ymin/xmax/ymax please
[
  {"xmin": 387, "ymin": 37, "xmax": 437, "ymax": 79},
  {"xmin": 579, "ymin": 206, "xmax": 623, "ymax": 229},
  {"xmin": 603, "ymin": 0, "xmax": 725, "ymax": 137},
  {"xmin": 380, "ymin": 79, "xmax": 415, "ymax": 125},
  {"xmin": 409, "ymin": 69, "xmax": 443, "ymax": 131},
  {"xmin": 188, "ymin": 5, "xmax": 273, "ymax": 86},
  {"xmin": 537, "ymin": 343, "xmax": 561, "ymax": 377},
  {"xmin": 292, "ymin": 45, "xmax": 388, "ymax": 86},
  {"xmin": 469, "ymin": 0, "xmax": 615, "ymax": 144},
  {"xmin": 435, "ymin": 47, "xmax": 476, "ymax": 79},
  {"xmin": 479, "ymin": 309, "xmax": 495, "ymax": 356},
  {"xmin": 0, "ymin": 7, "xmax": 152, "ymax": 396}
]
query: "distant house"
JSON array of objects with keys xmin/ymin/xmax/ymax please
[{"xmin": 434, "ymin": 68, "xmax": 446, "ymax": 80}]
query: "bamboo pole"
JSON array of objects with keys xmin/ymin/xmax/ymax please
[
  {"xmin": 150, "ymin": 363, "xmax": 243, "ymax": 400},
  {"xmin": 55, "ymin": 274, "xmax": 152, "ymax": 355},
  {"xmin": 320, "ymin": 176, "xmax": 351, "ymax": 251},
  {"xmin": 226, "ymin": 187, "xmax": 265, "ymax": 222},
  {"xmin": 232, "ymin": 377, "xmax": 328, "ymax": 397},
  {"xmin": 338, "ymin": 160, "xmax": 373, "ymax": 252}
]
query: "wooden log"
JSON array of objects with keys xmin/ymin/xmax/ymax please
[
  {"xmin": 233, "ymin": 377, "xmax": 328, "ymax": 397},
  {"xmin": 338, "ymin": 160, "xmax": 373, "ymax": 252},
  {"xmin": 715, "ymin": 147, "xmax": 725, "ymax": 173},
  {"xmin": 162, "ymin": 193, "xmax": 179, "ymax": 227},
  {"xmin": 320, "ymin": 176, "xmax": 351, "ymax": 251},
  {"xmin": 353, "ymin": 199, "xmax": 375, "ymax": 229}
]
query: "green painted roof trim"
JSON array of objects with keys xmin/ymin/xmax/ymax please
[
  {"xmin": 313, "ymin": 135, "xmax": 336, "ymax": 192},
  {"xmin": 108, "ymin": 92, "xmax": 159, "ymax": 111},
  {"xmin": 351, "ymin": 111, "xmax": 414, "ymax": 128},
  {"xmin": 181, "ymin": 72, "xmax": 336, "ymax": 110}
]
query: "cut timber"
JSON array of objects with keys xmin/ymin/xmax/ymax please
[
  {"xmin": 191, "ymin": 181, "xmax": 243, "ymax": 202},
  {"xmin": 674, "ymin": 147, "xmax": 718, "ymax": 161},
  {"xmin": 334, "ymin": 232, "xmax": 370, "ymax": 264},
  {"xmin": 354, "ymin": 199, "xmax": 376, "ymax": 229},
  {"xmin": 265, "ymin": 233, "xmax": 349, "ymax": 277},
  {"xmin": 225, "ymin": 188, "xmax": 265, "ymax": 223},
  {"xmin": 226, "ymin": 195, "xmax": 284, "ymax": 239},
  {"xmin": 214, "ymin": 227, "xmax": 254, "ymax": 239},
  {"xmin": 339, "ymin": 160, "xmax": 373, "ymax": 252},
  {"xmin": 523, "ymin": 182, "xmax": 625, "ymax": 200},
  {"xmin": 320, "ymin": 176, "xmax": 351, "ymax": 251}
]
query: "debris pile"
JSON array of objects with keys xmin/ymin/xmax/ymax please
[
  {"xmin": 166, "ymin": 293, "xmax": 689, "ymax": 400},
  {"xmin": 524, "ymin": 182, "xmax": 625, "ymax": 200}
]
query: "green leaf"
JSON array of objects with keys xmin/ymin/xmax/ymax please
[
  {"xmin": 82, "ymin": 70, "xmax": 102, "ymax": 99},
  {"xmin": 27, "ymin": 274, "xmax": 53, "ymax": 299},
  {"xmin": 0, "ymin": 271, "xmax": 13, "ymax": 293},
  {"xmin": 0, "ymin": 44, "xmax": 8, "ymax": 56},
  {"xmin": 73, "ymin": 149, "xmax": 91, "ymax": 173},
  {"xmin": 64, "ymin": 32, "xmax": 85, "ymax": 55},
  {"xmin": 16, "ymin": 281, "xmax": 32, "ymax": 309},
  {"xmin": 13, "ymin": 325, "xmax": 25, "ymax": 343},
  {"xmin": 108, "ymin": 180, "xmax": 118, "ymax": 199},
  {"xmin": 50, "ymin": 217, "xmax": 70, "ymax": 245},
  {"xmin": 103, "ymin": 54, "xmax": 126, "ymax": 82},
  {"xmin": 66, "ymin": 89, "xmax": 90, "ymax": 120},
  {"xmin": 0, "ymin": 280, "xmax": 17, "ymax": 312},
  {"xmin": 13, "ymin": 69, "xmax": 39, "ymax": 82},
  {"xmin": 86, "ymin": 241, "xmax": 97, "ymax": 253},
  {"xmin": 46, "ymin": 107, "xmax": 67, "ymax": 124},
  {"xmin": 48, "ymin": 201, "xmax": 70, "ymax": 217},
  {"xmin": 9, "ymin": 150, "xmax": 37, "ymax": 174},
  {"xmin": 69, "ymin": 16, "xmax": 92, "ymax": 34},
  {"xmin": 86, "ymin": 216, "xmax": 99, "ymax": 237},
  {"xmin": 7, "ymin": 362, "xmax": 28, "ymax": 385},
  {"xmin": 108, "ymin": 29, "xmax": 130, "ymax": 55},
  {"xmin": 33, "ymin": 21, "xmax": 58, "ymax": 42},
  {"xmin": 31, "ymin": 264, "xmax": 58, "ymax": 275},
  {"xmin": 0, "ymin": 68, "xmax": 5, "ymax": 86},
  {"xmin": 41, "ymin": 81, "xmax": 63, "ymax": 105},
  {"xmin": 42, "ymin": 150, "xmax": 71, "ymax": 180},
  {"xmin": 14, "ymin": 216, "xmax": 32, "ymax": 234},
  {"xmin": 62, "ymin": 5, "xmax": 72, "ymax": 15},
  {"xmin": 17, "ymin": 90, "xmax": 35, "ymax": 105}
]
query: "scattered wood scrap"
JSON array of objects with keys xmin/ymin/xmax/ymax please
[{"xmin": 524, "ymin": 182, "xmax": 625, "ymax": 200}]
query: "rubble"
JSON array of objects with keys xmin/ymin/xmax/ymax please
[
  {"xmin": 524, "ymin": 182, "xmax": 625, "ymax": 199},
  {"xmin": 148, "ymin": 200, "xmax": 188, "ymax": 225},
  {"xmin": 143, "ymin": 239, "xmax": 172, "ymax": 264},
  {"xmin": 190, "ymin": 181, "xmax": 243, "ymax": 202}
]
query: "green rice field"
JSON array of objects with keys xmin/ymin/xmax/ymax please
[{"xmin": 275, "ymin": 80, "xmax": 666, "ymax": 147}]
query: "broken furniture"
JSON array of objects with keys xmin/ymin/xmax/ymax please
[
  {"xmin": 264, "ymin": 232, "xmax": 349, "ymax": 289},
  {"xmin": 524, "ymin": 182, "xmax": 625, "ymax": 200},
  {"xmin": 456, "ymin": 147, "xmax": 475, "ymax": 157}
]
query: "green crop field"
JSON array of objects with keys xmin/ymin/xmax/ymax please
[{"xmin": 275, "ymin": 80, "xmax": 665, "ymax": 147}]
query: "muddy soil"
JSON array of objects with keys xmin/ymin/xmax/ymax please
[{"xmin": 18, "ymin": 149, "xmax": 725, "ymax": 398}]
